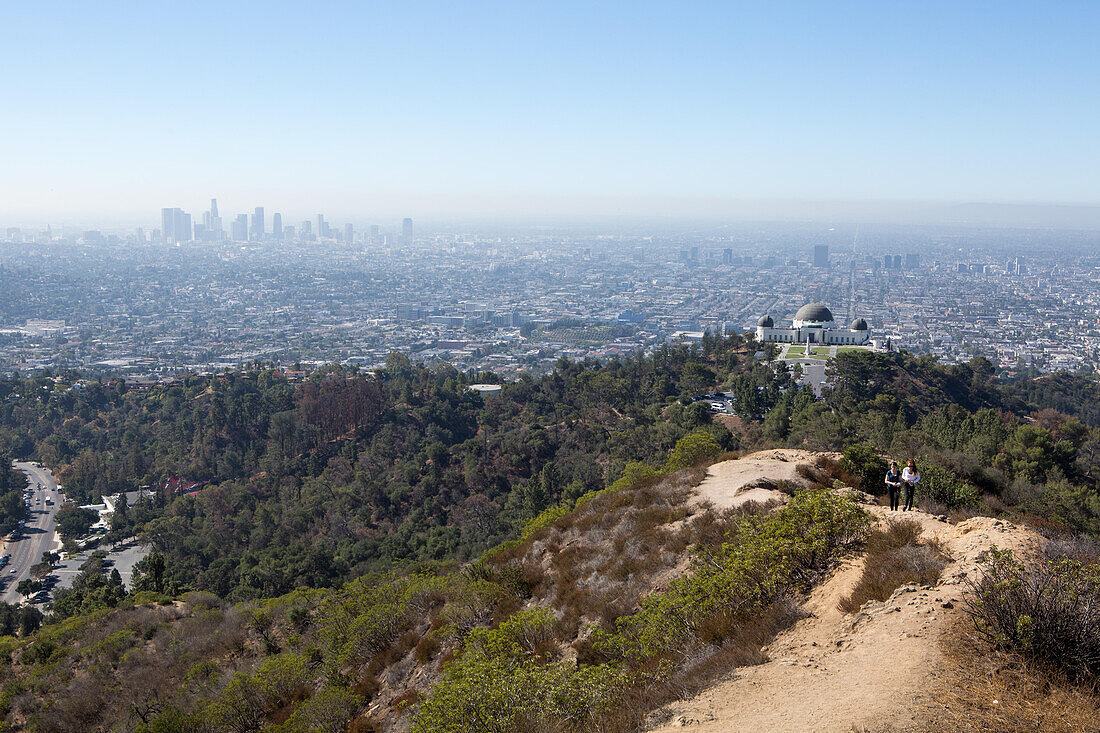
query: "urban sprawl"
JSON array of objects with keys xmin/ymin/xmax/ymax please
[{"xmin": 2, "ymin": 204, "xmax": 1098, "ymax": 380}]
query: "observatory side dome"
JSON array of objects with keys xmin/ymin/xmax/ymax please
[
  {"xmin": 850, "ymin": 317, "xmax": 869, "ymax": 330},
  {"xmin": 757, "ymin": 315, "xmax": 774, "ymax": 327}
]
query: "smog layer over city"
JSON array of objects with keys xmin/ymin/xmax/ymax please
[{"xmin": 4, "ymin": 218, "xmax": 1100, "ymax": 377}]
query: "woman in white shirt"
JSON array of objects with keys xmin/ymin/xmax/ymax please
[{"xmin": 901, "ymin": 459, "xmax": 920, "ymax": 511}]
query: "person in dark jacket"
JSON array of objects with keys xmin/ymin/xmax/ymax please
[{"xmin": 884, "ymin": 461, "xmax": 902, "ymax": 511}]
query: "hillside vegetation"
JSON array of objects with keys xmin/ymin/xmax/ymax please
[
  {"xmin": 3, "ymin": 344, "xmax": 1100, "ymax": 729},
  {"xmin": 1, "ymin": 455, "xmax": 872, "ymax": 732}
]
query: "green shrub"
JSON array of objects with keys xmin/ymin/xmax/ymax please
[
  {"xmin": 519, "ymin": 503, "xmax": 572, "ymax": 542},
  {"xmin": 84, "ymin": 628, "xmax": 138, "ymax": 666},
  {"xmin": 204, "ymin": 654, "xmax": 309, "ymax": 732},
  {"xmin": 607, "ymin": 461, "xmax": 663, "ymax": 494},
  {"xmin": 664, "ymin": 431, "xmax": 722, "ymax": 472},
  {"xmin": 968, "ymin": 548, "xmax": 1100, "ymax": 678},
  {"xmin": 840, "ymin": 443, "xmax": 888, "ymax": 493},
  {"xmin": 414, "ymin": 608, "xmax": 626, "ymax": 733},
  {"xmin": 133, "ymin": 706, "xmax": 205, "ymax": 733},
  {"xmin": 267, "ymin": 686, "xmax": 361, "ymax": 733},
  {"xmin": 597, "ymin": 490, "xmax": 870, "ymax": 666},
  {"xmin": 0, "ymin": 636, "xmax": 22, "ymax": 665},
  {"xmin": 325, "ymin": 574, "xmax": 450, "ymax": 666},
  {"xmin": 130, "ymin": 590, "xmax": 172, "ymax": 606},
  {"xmin": 918, "ymin": 462, "xmax": 979, "ymax": 508}
]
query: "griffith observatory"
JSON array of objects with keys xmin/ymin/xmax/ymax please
[{"xmin": 756, "ymin": 303, "xmax": 871, "ymax": 346}]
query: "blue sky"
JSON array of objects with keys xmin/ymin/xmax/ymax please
[{"xmin": 2, "ymin": 1, "xmax": 1098, "ymax": 224}]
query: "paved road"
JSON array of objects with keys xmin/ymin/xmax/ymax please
[
  {"xmin": 0, "ymin": 462, "xmax": 62, "ymax": 605},
  {"xmin": 780, "ymin": 359, "xmax": 829, "ymax": 396}
]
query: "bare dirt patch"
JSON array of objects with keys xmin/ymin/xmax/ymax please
[{"xmin": 693, "ymin": 450, "xmax": 835, "ymax": 509}]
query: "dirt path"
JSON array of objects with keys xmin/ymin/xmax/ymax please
[
  {"xmin": 651, "ymin": 496, "xmax": 1038, "ymax": 732},
  {"xmin": 694, "ymin": 450, "xmax": 830, "ymax": 509}
]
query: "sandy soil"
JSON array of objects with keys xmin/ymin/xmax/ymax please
[
  {"xmin": 694, "ymin": 449, "xmax": 832, "ymax": 509},
  {"xmin": 651, "ymin": 462, "xmax": 1039, "ymax": 733}
]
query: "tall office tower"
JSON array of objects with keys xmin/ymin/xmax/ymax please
[
  {"xmin": 905, "ymin": 253, "xmax": 920, "ymax": 269},
  {"xmin": 232, "ymin": 214, "xmax": 248, "ymax": 241},
  {"xmin": 208, "ymin": 199, "xmax": 222, "ymax": 240},
  {"xmin": 161, "ymin": 208, "xmax": 192, "ymax": 243},
  {"xmin": 317, "ymin": 214, "xmax": 326, "ymax": 239},
  {"xmin": 813, "ymin": 245, "xmax": 829, "ymax": 267},
  {"xmin": 344, "ymin": 223, "xmax": 353, "ymax": 245},
  {"xmin": 722, "ymin": 248, "xmax": 733, "ymax": 265},
  {"xmin": 176, "ymin": 210, "xmax": 192, "ymax": 242},
  {"xmin": 161, "ymin": 208, "xmax": 174, "ymax": 242},
  {"xmin": 301, "ymin": 220, "xmax": 313, "ymax": 240},
  {"xmin": 272, "ymin": 213, "xmax": 282, "ymax": 241},
  {"xmin": 284, "ymin": 225, "xmax": 295, "ymax": 241},
  {"xmin": 402, "ymin": 217, "xmax": 413, "ymax": 242},
  {"xmin": 370, "ymin": 224, "xmax": 380, "ymax": 243},
  {"xmin": 252, "ymin": 207, "xmax": 265, "ymax": 241},
  {"xmin": 135, "ymin": 227, "xmax": 145, "ymax": 245},
  {"xmin": 894, "ymin": 255, "xmax": 903, "ymax": 269},
  {"xmin": 884, "ymin": 254, "xmax": 893, "ymax": 269}
]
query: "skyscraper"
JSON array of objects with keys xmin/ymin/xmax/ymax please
[
  {"xmin": 178, "ymin": 211, "xmax": 191, "ymax": 242},
  {"xmin": 232, "ymin": 214, "xmax": 248, "ymax": 241},
  {"xmin": 344, "ymin": 223, "xmax": 354, "ymax": 245},
  {"xmin": 252, "ymin": 207, "xmax": 265, "ymax": 241},
  {"xmin": 272, "ymin": 213, "xmax": 282, "ymax": 241},
  {"xmin": 813, "ymin": 245, "xmax": 829, "ymax": 267},
  {"xmin": 161, "ymin": 208, "xmax": 174, "ymax": 242},
  {"xmin": 208, "ymin": 199, "xmax": 222, "ymax": 241},
  {"xmin": 402, "ymin": 217, "xmax": 413, "ymax": 242},
  {"xmin": 317, "ymin": 214, "xmax": 326, "ymax": 240},
  {"xmin": 161, "ymin": 207, "xmax": 192, "ymax": 243}
]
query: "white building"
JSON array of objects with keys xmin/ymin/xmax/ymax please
[{"xmin": 756, "ymin": 303, "xmax": 871, "ymax": 346}]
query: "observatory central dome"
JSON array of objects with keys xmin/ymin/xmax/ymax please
[{"xmin": 793, "ymin": 303, "xmax": 834, "ymax": 324}]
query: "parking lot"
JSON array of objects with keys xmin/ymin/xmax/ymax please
[{"xmin": 51, "ymin": 541, "xmax": 151, "ymax": 592}]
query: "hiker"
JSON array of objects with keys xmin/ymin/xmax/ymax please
[
  {"xmin": 884, "ymin": 461, "xmax": 903, "ymax": 511},
  {"xmin": 901, "ymin": 459, "xmax": 920, "ymax": 511}
]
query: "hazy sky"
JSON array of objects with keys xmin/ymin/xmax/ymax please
[{"xmin": 2, "ymin": 1, "xmax": 1099, "ymax": 225}]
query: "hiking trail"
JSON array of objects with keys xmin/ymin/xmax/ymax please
[{"xmin": 648, "ymin": 452, "xmax": 1040, "ymax": 733}]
